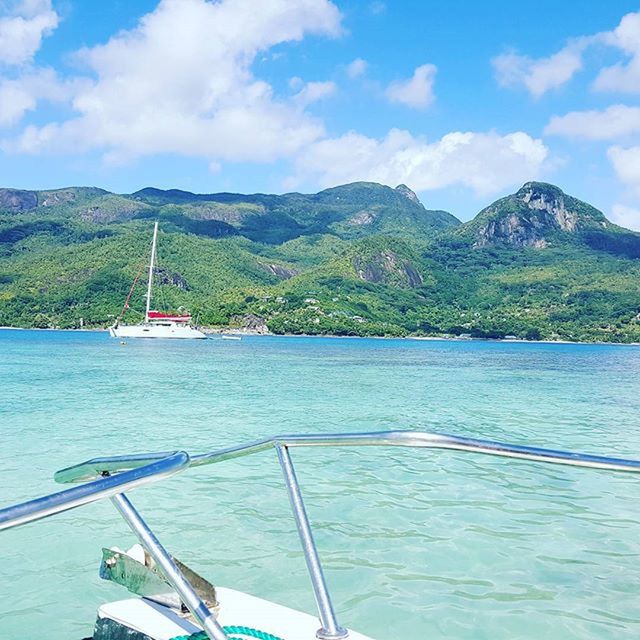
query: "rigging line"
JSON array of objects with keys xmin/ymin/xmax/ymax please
[{"xmin": 118, "ymin": 262, "xmax": 146, "ymax": 323}]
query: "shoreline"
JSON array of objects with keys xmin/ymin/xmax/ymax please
[{"xmin": 1, "ymin": 325, "xmax": 638, "ymax": 347}]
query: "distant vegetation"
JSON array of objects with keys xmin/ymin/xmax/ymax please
[{"xmin": 1, "ymin": 180, "xmax": 639, "ymax": 343}]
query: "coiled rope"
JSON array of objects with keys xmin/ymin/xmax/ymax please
[{"xmin": 172, "ymin": 625, "xmax": 285, "ymax": 640}]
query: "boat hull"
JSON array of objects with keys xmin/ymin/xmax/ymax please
[
  {"xmin": 109, "ymin": 323, "xmax": 207, "ymax": 339},
  {"xmin": 94, "ymin": 588, "xmax": 374, "ymax": 640}
]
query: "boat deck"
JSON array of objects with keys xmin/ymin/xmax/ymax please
[{"xmin": 96, "ymin": 588, "xmax": 375, "ymax": 640}]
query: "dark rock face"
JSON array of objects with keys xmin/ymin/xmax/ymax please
[
  {"xmin": 474, "ymin": 212, "xmax": 557, "ymax": 249},
  {"xmin": 39, "ymin": 190, "xmax": 77, "ymax": 207},
  {"xmin": 353, "ymin": 250, "xmax": 423, "ymax": 287},
  {"xmin": 402, "ymin": 260, "xmax": 423, "ymax": 287},
  {"xmin": 0, "ymin": 189, "xmax": 38, "ymax": 212},
  {"xmin": 516, "ymin": 182, "xmax": 580, "ymax": 231},
  {"xmin": 155, "ymin": 267, "xmax": 189, "ymax": 290},
  {"xmin": 233, "ymin": 313, "xmax": 269, "ymax": 333},
  {"xmin": 80, "ymin": 202, "xmax": 146, "ymax": 224},
  {"xmin": 262, "ymin": 263, "xmax": 299, "ymax": 279},
  {"xmin": 348, "ymin": 210, "xmax": 375, "ymax": 225},
  {"xmin": 191, "ymin": 203, "xmax": 266, "ymax": 225}
]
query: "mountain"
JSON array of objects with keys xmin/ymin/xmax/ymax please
[
  {"xmin": 130, "ymin": 181, "xmax": 460, "ymax": 243},
  {"xmin": 1, "ymin": 180, "xmax": 639, "ymax": 343},
  {"xmin": 0, "ymin": 181, "xmax": 459, "ymax": 244},
  {"xmin": 456, "ymin": 181, "xmax": 640, "ymax": 257}
]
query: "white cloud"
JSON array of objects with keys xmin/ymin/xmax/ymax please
[
  {"xmin": 292, "ymin": 128, "xmax": 549, "ymax": 195},
  {"xmin": 0, "ymin": 1, "xmax": 64, "ymax": 127},
  {"xmin": 593, "ymin": 12, "xmax": 640, "ymax": 93},
  {"xmin": 11, "ymin": 0, "xmax": 342, "ymax": 162},
  {"xmin": 492, "ymin": 43, "xmax": 586, "ymax": 98},
  {"xmin": 0, "ymin": 0, "xmax": 59, "ymax": 66},
  {"xmin": 386, "ymin": 63, "xmax": 436, "ymax": 108},
  {"xmin": 369, "ymin": 2, "xmax": 385, "ymax": 15},
  {"xmin": 611, "ymin": 203, "xmax": 640, "ymax": 231},
  {"xmin": 0, "ymin": 81, "xmax": 33, "ymax": 125},
  {"xmin": 346, "ymin": 57, "xmax": 367, "ymax": 79},
  {"xmin": 545, "ymin": 105, "xmax": 640, "ymax": 140},
  {"xmin": 493, "ymin": 11, "xmax": 640, "ymax": 97},
  {"xmin": 608, "ymin": 145, "xmax": 640, "ymax": 195},
  {"xmin": 294, "ymin": 80, "xmax": 337, "ymax": 106},
  {"xmin": 0, "ymin": 67, "xmax": 81, "ymax": 126},
  {"xmin": 595, "ymin": 59, "xmax": 640, "ymax": 93}
]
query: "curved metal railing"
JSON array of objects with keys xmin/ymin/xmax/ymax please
[
  {"xmin": 0, "ymin": 451, "xmax": 231, "ymax": 640},
  {"xmin": 50, "ymin": 430, "xmax": 640, "ymax": 640},
  {"xmin": 0, "ymin": 450, "xmax": 189, "ymax": 531},
  {"xmin": 1, "ymin": 431, "xmax": 639, "ymax": 640},
  {"xmin": 55, "ymin": 430, "xmax": 640, "ymax": 484}
]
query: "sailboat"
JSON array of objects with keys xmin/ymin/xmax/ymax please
[{"xmin": 109, "ymin": 222, "xmax": 207, "ymax": 339}]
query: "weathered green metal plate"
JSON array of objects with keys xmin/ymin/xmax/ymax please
[{"xmin": 99, "ymin": 547, "xmax": 217, "ymax": 610}]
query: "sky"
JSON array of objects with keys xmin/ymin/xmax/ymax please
[{"xmin": 0, "ymin": 1, "xmax": 640, "ymax": 226}]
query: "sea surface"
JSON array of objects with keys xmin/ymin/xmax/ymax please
[{"xmin": 1, "ymin": 330, "xmax": 640, "ymax": 640}]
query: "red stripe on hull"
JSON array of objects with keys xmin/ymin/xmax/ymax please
[{"xmin": 148, "ymin": 311, "xmax": 192, "ymax": 323}]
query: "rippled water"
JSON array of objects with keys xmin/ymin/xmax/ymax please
[{"xmin": 1, "ymin": 330, "xmax": 640, "ymax": 640}]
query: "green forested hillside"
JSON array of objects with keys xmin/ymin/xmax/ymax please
[{"xmin": 1, "ymin": 181, "xmax": 639, "ymax": 343}]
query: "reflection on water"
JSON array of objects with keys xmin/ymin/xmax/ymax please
[{"xmin": 1, "ymin": 331, "xmax": 639, "ymax": 639}]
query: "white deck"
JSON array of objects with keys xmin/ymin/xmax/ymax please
[{"xmin": 97, "ymin": 587, "xmax": 376, "ymax": 640}]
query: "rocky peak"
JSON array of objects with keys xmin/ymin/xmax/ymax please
[
  {"xmin": 468, "ymin": 182, "xmax": 611, "ymax": 250},
  {"xmin": 516, "ymin": 181, "xmax": 564, "ymax": 201},
  {"xmin": 514, "ymin": 182, "xmax": 578, "ymax": 232},
  {"xmin": 395, "ymin": 184, "xmax": 421, "ymax": 204}
]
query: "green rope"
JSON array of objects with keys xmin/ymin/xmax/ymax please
[{"xmin": 172, "ymin": 625, "xmax": 285, "ymax": 640}]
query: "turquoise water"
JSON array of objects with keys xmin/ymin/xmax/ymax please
[{"xmin": 1, "ymin": 330, "xmax": 640, "ymax": 640}]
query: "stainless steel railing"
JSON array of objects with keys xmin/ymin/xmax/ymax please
[
  {"xmin": 0, "ymin": 450, "xmax": 188, "ymax": 531},
  {"xmin": 0, "ymin": 450, "xmax": 230, "ymax": 640},
  {"xmin": 54, "ymin": 431, "xmax": 640, "ymax": 484},
  {"xmin": 50, "ymin": 430, "xmax": 640, "ymax": 640},
  {"xmin": 1, "ymin": 431, "xmax": 640, "ymax": 640}
]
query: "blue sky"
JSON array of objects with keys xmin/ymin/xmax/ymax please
[{"xmin": 1, "ymin": 1, "xmax": 640, "ymax": 226}]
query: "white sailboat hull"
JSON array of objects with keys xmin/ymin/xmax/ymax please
[{"xmin": 110, "ymin": 323, "xmax": 207, "ymax": 339}]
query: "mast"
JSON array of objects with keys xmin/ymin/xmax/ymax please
[{"xmin": 145, "ymin": 221, "xmax": 159, "ymax": 323}]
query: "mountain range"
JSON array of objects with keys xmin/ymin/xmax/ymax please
[{"xmin": 1, "ymin": 180, "xmax": 639, "ymax": 342}]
